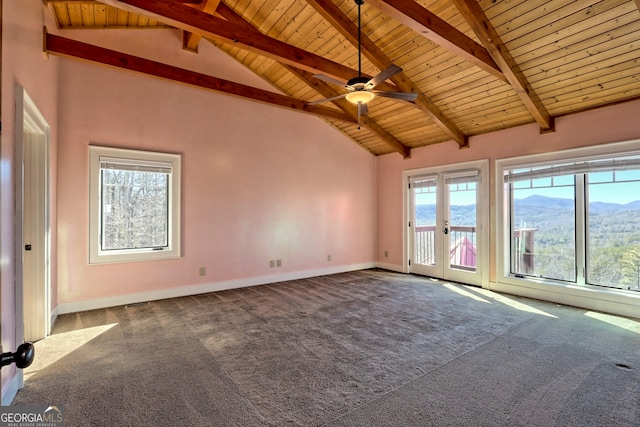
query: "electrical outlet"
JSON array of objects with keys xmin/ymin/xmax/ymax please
[
  {"xmin": 199, "ymin": 267, "xmax": 206, "ymax": 276},
  {"xmin": 276, "ymin": 259, "xmax": 282, "ymax": 267},
  {"xmin": 327, "ymin": 254, "xmax": 332, "ymax": 261},
  {"xmin": 270, "ymin": 260, "xmax": 275, "ymax": 268},
  {"xmin": 385, "ymin": 250, "xmax": 389, "ymax": 258}
]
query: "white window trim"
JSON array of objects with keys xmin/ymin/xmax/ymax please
[
  {"xmin": 494, "ymin": 139, "xmax": 640, "ymax": 319},
  {"xmin": 89, "ymin": 145, "xmax": 181, "ymax": 264}
]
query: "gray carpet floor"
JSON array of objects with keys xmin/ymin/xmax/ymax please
[{"xmin": 12, "ymin": 269, "xmax": 640, "ymax": 426}]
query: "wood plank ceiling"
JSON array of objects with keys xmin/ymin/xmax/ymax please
[{"xmin": 45, "ymin": 0, "xmax": 640, "ymax": 157}]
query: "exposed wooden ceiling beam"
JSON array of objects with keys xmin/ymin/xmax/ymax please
[
  {"xmin": 214, "ymin": 3, "xmax": 410, "ymax": 157},
  {"xmin": 288, "ymin": 66, "xmax": 411, "ymax": 157},
  {"xmin": 43, "ymin": 0, "xmax": 202, "ymax": 4},
  {"xmin": 97, "ymin": 0, "xmax": 397, "ymax": 92},
  {"xmin": 43, "ymin": 32, "xmax": 358, "ymax": 125},
  {"xmin": 365, "ymin": 0, "xmax": 506, "ymax": 83},
  {"xmin": 182, "ymin": 0, "xmax": 221, "ymax": 53},
  {"xmin": 305, "ymin": 0, "xmax": 467, "ymax": 147},
  {"xmin": 215, "ymin": 2, "xmax": 256, "ymax": 28},
  {"xmin": 451, "ymin": 0, "xmax": 554, "ymax": 132}
]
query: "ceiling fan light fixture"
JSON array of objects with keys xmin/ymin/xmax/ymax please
[{"xmin": 346, "ymin": 91, "xmax": 375, "ymax": 104}]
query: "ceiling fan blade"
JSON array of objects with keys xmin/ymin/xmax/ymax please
[
  {"xmin": 356, "ymin": 101, "xmax": 368, "ymax": 130},
  {"xmin": 307, "ymin": 93, "xmax": 347, "ymax": 105},
  {"xmin": 375, "ymin": 91, "xmax": 419, "ymax": 102},
  {"xmin": 366, "ymin": 64, "xmax": 403, "ymax": 89},
  {"xmin": 313, "ymin": 74, "xmax": 348, "ymax": 87}
]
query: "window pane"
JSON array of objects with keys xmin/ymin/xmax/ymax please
[
  {"xmin": 511, "ymin": 176, "xmax": 576, "ymax": 281},
  {"xmin": 449, "ymin": 182, "xmax": 476, "ymax": 272},
  {"xmin": 414, "ymin": 183, "xmax": 436, "ymax": 265},
  {"xmin": 531, "ymin": 177, "xmax": 551, "ymax": 188},
  {"xmin": 588, "ymin": 171, "xmax": 612, "ymax": 184},
  {"xmin": 587, "ymin": 176, "xmax": 640, "ymax": 291},
  {"xmin": 552, "ymin": 175, "xmax": 574, "ymax": 186},
  {"xmin": 101, "ymin": 169, "xmax": 169, "ymax": 251},
  {"xmin": 513, "ymin": 180, "xmax": 531, "ymax": 189},
  {"xmin": 615, "ymin": 170, "xmax": 640, "ymax": 182},
  {"xmin": 449, "ymin": 183, "xmax": 476, "ymax": 228}
]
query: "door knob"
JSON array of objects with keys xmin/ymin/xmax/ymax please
[{"xmin": 1, "ymin": 343, "xmax": 35, "ymax": 369}]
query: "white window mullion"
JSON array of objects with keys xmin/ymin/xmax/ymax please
[
  {"xmin": 509, "ymin": 184, "xmax": 516, "ymax": 275},
  {"xmin": 575, "ymin": 174, "xmax": 586, "ymax": 285}
]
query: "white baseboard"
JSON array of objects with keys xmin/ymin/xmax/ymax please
[
  {"xmin": 375, "ymin": 262, "xmax": 405, "ymax": 273},
  {"xmin": 58, "ymin": 263, "xmax": 639, "ymax": 320},
  {"xmin": 489, "ymin": 280, "xmax": 640, "ymax": 320},
  {"xmin": 57, "ymin": 263, "xmax": 376, "ymax": 315},
  {"xmin": 1, "ymin": 368, "xmax": 23, "ymax": 406}
]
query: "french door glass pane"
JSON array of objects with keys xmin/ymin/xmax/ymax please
[
  {"xmin": 511, "ymin": 175, "xmax": 576, "ymax": 281},
  {"xmin": 414, "ymin": 182, "xmax": 436, "ymax": 266},
  {"xmin": 448, "ymin": 182, "xmax": 477, "ymax": 272},
  {"xmin": 587, "ymin": 171, "xmax": 640, "ymax": 291}
]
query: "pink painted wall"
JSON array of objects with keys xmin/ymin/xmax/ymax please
[
  {"xmin": 55, "ymin": 29, "xmax": 376, "ymax": 305},
  {"xmin": 1, "ymin": 0, "xmax": 58, "ymax": 399},
  {"xmin": 376, "ymin": 99, "xmax": 640, "ymax": 281}
]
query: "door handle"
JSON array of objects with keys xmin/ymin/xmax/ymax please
[
  {"xmin": 1, "ymin": 343, "xmax": 35, "ymax": 369},
  {"xmin": 443, "ymin": 228, "xmax": 449, "ymax": 234},
  {"xmin": 25, "ymin": 244, "xmax": 32, "ymax": 251}
]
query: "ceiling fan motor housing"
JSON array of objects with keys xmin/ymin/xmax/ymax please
[{"xmin": 347, "ymin": 76, "xmax": 372, "ymax": 89}]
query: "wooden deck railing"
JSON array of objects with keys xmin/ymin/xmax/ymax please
[
  {"xmin": 414, "ymin": 225, "xmax": 536, "ymax": 274},
  {"xmin": 414, "ymin": 225, "xmax": 476, "ymax": 270},
  {"xmin": 513, "ymin": 228, "xmax": 537, "ymax": 275}
]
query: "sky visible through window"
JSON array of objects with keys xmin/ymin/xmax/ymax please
[
  {"xmin": 588, "ymin": 180, "xmax": 640, "ymax": 204},
  {"xmin": 511, "ymin": 170, "xmax": 640, "ymax": 204},
  {"xmin": 415, "ymin": 171, "xmax": 640, "ymax": 206}
]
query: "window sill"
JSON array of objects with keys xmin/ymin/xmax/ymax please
[
  {"xmin": 89, "ymin": 251, "xmax": 180, "ymax": 265},
  {"xmin": 491, "ymin": 275, "xmax": 640, "ymax": 319}
]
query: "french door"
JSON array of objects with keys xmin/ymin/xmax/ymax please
[{"xmin": 405, "ymin": 161, "xmax": 488, "ymax": 287}]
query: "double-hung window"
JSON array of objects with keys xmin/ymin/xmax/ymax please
[
  {"xmin": 501, "ymin": 148, "xmax": 640, "ymax": 292},
  {"xmin": 89, "ymin": 146, "xmax": 181, "ymax": 264}
]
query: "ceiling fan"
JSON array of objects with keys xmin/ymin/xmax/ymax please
[{"xmin": 308, "ymin": 0, "xmax": 418, "ymax": 126}]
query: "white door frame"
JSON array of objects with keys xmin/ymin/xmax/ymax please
[
  {"xmin": 0, "ymin": 0, "xmax": 3, "ymax": 359},
  {"xmin": 403, "ymin": 159, "xmax": 489, "ymax": 287},
  {"xmin": 14, "ymin": 85, "xmax": 52, "ymax": 349}
]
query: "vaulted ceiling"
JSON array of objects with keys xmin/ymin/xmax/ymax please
[{"xmin": 45, "ymin": 0, "xmax": 640, "ymax": 157}]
